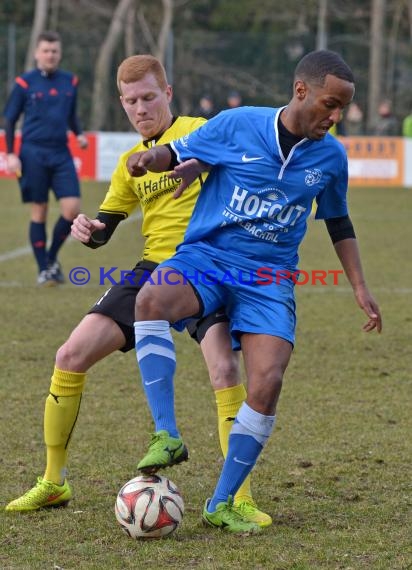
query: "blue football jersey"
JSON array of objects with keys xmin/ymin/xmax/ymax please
[
  {"xmin": 171, "ymin": 106, "xmax": 349, "ymax": 270},
  {"xmin": 3, "ymin": 68, "xmax": 82, "ymax": 147}
]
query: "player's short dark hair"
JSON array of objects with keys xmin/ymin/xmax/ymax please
[
  {"xmin": 37, "ymin": 31, "xmax": 61, "ymax": 44},
  {"xmin": 294, "ymin": 50, "xmax": 354, "ymax": 86}
]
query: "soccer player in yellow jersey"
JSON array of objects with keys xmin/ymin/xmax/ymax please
[{"xmin": 5, "ymin": 54, "xmax": 271, "ymax": 527}]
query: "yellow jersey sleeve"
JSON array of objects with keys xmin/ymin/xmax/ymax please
[{"xmin": 99, "ymin": 116, "xmax": 207, "ymax": 263}]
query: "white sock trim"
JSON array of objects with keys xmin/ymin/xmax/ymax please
[
  {"xmin": 134, "ymin": 320, "xmax": 170, "ymax": 336},
  {"xmin": 233, "ymin": 402, "xmax": 276, "ymax": 445}
]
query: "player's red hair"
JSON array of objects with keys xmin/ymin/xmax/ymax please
[{"xmin": 117, "ymin": 55, "xmax": 168, "ymax": 93}]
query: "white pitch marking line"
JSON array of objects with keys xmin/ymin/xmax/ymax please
[{"xmin": 0, "ymin": 211, "xmax": 142, "ymax": 263}]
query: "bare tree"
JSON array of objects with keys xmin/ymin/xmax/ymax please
[
  {"xmin": 155, "ymin": 0, "xmax": 174, "ymax": 63},
  {"xmin": 136, "ymin": 0, "xmax": 174, "ymax": 63},
  {"xmin": 91, "ymin": 0, "xmax": 175, "ymax": 130},
  {"xmin": 367, "ymin": 0, "xmax": 386, "ymax": 132},
  {"xmin": 316, "ymin": 0, "xmax": 328, "ymax": 50},
  {"xmin": 24, "ymin": 0, "xmax": 49, "ymax": 70},
  {"xmin": 90, "ymin": 0, "xmax": 135, "ymax": 130},
  {"xmin": 125, "ymin": 3, "xmax": 136, "ymax": 56}
]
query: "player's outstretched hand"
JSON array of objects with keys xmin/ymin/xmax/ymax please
[
  {"xmin": 71, "ymin": 213, "xmax": 106, "ymax": 243},
  {"xmin": 126, "ymin": 151, "xmax": 156, "ymax": 177},
  {"xmin": 169, "ymin": 159, "xmax": 210, "ymax": 198},
  {"xmin": 354, "ymin": 285, "xmax": 382, "ymax": 333}
]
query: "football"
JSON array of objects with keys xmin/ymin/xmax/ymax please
[{"xmin": 115, "ymin": 474, "xmax": 184, "ymax": 539}]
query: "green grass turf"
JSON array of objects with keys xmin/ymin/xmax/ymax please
[{"xmin": 0, "ymin": 180, "xmax": 410, "ymax": 569}]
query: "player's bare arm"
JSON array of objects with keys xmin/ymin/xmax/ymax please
[
  {"xmin": 334, "ymin": 238, "xmax": 382, "ymax": 333},
  {"xmin": 127, "ymin": 146, "xmax": 210, "ymax": 197},
  {"xmin": 71, "ymin": 213, "xmax": 105, "ymax": 244},
  {"xmin": 126, "ymin": 145, "xmax": 172, "ymax": 177}
]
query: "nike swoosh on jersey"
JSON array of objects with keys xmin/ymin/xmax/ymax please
[
  {"xmin": 144, "ymin": 377, "xmax": 164, "ymax": 386},
  {"xmin": 241, "ymin": 153, "xmax": 264, "ymax": 162},
  {"xmin": 233, "ymin": 456, "xmax": 252, "ymax": 465}
]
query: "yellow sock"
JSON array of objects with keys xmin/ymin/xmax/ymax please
[
  {"xmin": 215, "ymin": 384, "xmax": 253, "ymax": 501},
  {"xmin": 43, "ymin": 367, "xmax": 86, "ymax": 484}
]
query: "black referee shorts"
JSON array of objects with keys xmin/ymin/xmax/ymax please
[{"xmin": 88, "ymin": 259, "xmax": 229, "ymax": 352}]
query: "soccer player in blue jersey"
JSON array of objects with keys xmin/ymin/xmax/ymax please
[
  {"xmin": 3, "ymin": 31, "xmax": 88, "ymax": 286},
  {"xmin": 126, "ymin": 50, "xmax": 383, "ymax": 533},
  {"xmin": 5, "ymin": 54, "xmax": 270, "ymax": 528}
]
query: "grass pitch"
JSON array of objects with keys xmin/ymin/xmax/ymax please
[{"xmin": 0, "ymin": 180, "xmax": 411, "ymax": 569}]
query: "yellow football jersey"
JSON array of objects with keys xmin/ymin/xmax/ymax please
[{"xmin": 99, "ymin": 116, "xmax": 206, "ymax": 263}]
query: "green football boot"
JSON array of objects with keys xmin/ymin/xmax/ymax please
[
  {"xmin": 137, "ymin": 430, "xmax": 189, "ymax": 474},
  {"xmin": 202, "ymin": 496, "xmax": 261, "ymax": 534},
  {"xmin": 5, "ymin": 477, "xmax": 72, "ymax": 512}
]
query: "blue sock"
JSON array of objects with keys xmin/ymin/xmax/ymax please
[
  {"xmin": 208, "ymin": 402, "xmax": 276, "ymax": 512},
  {"xmin": 29, "ymin": 221, "xmax": 47, "ymax": 271},
  {"xmin": 134, "ymin": 320, "xmax": 179, "ymax": 438},
  {"xmin": 48, "ymin": 216, "xmax": 72, "ymax": 263}
]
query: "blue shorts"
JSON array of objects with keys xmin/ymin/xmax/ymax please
[
  {"xmin": 158, "ymin": 242, "xmax": 296, "ymax": 350},
  {"xmin": 19, "ymin": 143, "xmax": 80, "ymax": 203}
]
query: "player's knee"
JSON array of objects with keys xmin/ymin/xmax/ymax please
[
  {"xmin": 55, "ymin": 340, "xmax": 86, "ymax": 371},
  {"xmin": 247, "ymin": 369, "xmax": 284, "ymax": 413},
  {"xmin": 61, "ymin": 198, "xmax": 81, "ymax": 221},
  {"xmin": 64, "ymin": 209, "xmax": 80, "ymax": 222},
  {"xmin": 209, "ymin": 355, "xmax": 240, "ymax": 390},
  {"xmin": 135, "ymin": 285, "xmax": 170, "ymax": 320}
]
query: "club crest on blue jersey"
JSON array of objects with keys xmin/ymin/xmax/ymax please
[{"xmin": 304, "ymin": 168, "xmax": 323, "ymax": 186}]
